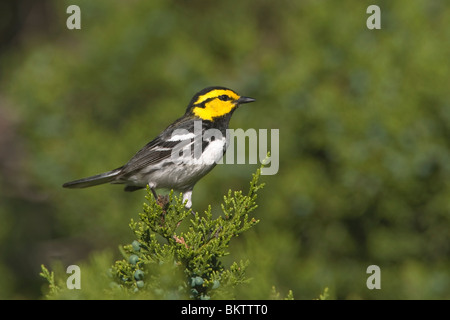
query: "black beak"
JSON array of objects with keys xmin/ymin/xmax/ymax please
[{"xmin": 237, "ymin": 96, "xmax": 256, "ymax": 104}]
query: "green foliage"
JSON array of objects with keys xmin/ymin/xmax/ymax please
[
  {"xmin": 41, "ymin": 167, "xmax": 276, "ymax": 299},
  {"xmin": 39, "ymin": 265, "xmax": 60, "ymax": 298},
  {"xmin": 317, "ymin": 287, "xmax": 330, "ymax": 301},
  {"xmin": 270, "ymin": 286, "xmax": 294, "ymax": 300},
  {"xmin": 110, "ymin": 168, "xmax": 263, "ymax": 299},
  {"xmin": 1, "ymin": 0, "xmax": 449, "ymax": 299}
]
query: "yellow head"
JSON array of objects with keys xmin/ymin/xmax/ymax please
[{"xmin": 187, "ymin": 87, "xmax": 255, "ymax": 121}]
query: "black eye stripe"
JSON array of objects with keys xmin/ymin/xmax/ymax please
[
  {"xmin": 193, "ymin": 95, "xmax": 232, "ymax": 109},
  {"xmin": 194, "ymin": 97, "xmax": 214, "ymax": 108}
]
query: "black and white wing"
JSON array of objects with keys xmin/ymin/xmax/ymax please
[{"xmin": 118, "ymin": 116, "xmax": 197, "ymax": 176}]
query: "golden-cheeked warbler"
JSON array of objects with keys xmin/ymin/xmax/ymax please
[{"xmin": 62, "ymin": 86, "xmax": 255, "ymax": 208}]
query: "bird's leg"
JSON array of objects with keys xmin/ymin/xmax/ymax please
[
  {"xmin": 150, "ymin": 186, "xmax": 169, "ymax": 212},
  {"xmin": 150, "ymin": 187, "xmax": 158, "ymax": 200},
  {"xmin": 182, "ymin": 190, "xmax": 196, "ymax": 216},
  {"xmin": 182, "ymin": 190, "xmax": 192, "ymax": 209}
]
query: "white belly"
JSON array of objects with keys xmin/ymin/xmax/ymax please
[{"xmin": 128, "ymin": 138, "xmax": 227, "ymax": 191}]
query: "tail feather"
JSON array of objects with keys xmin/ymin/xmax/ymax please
[{"xmin": 62, "ymin": 168, "xmax": 122, "ymax": 189}]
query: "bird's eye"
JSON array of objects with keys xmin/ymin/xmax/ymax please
[{"xmin": 218, "ymin": 95, "xmax": 230, "ymax": 101}]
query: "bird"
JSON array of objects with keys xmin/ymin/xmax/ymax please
[{"xmin": 62, "ymin": 86, "xmax": 255, "ymax": 208}]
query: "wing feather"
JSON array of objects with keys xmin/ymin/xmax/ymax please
[{"xmin": 119, "ymin": 116, "xmax": 197, "ymax": 175}]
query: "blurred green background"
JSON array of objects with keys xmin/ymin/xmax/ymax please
[{"xmin": 0, "ymin": 0, "xmax": 449, "ymax": 299}]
